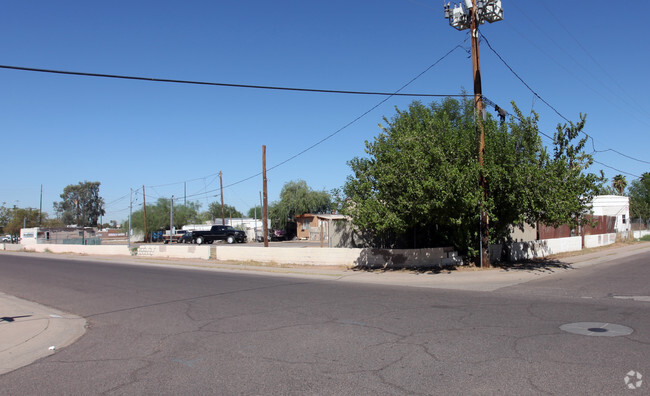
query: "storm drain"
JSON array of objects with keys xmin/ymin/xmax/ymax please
[{"xmin": 560, "ymin": 322, "xmax": 633, "ymax": 337}]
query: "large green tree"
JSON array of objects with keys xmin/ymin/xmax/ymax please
[
  {"xmin": 3, "ymin": 207, "xmax": 40, "ymax": 236},
  {"xmin": 204, "ymin": 202, "xmax": 243, "ymax": 220},
  {"xmin": 269, "ymin": 180, "xmax": 331, "ymax": 228},
  {"xmin": 247, "ymin": 205, "xmax": 263, "ymax": 219},
  {"xmin": 0, "ymin": 202, "xmax": 10, "ymax": 234},
  {"xmin": 629, "ymin": 172, "xmax": 650, "ymax": 221},
  {"xmin": 126, "ymin": 198, "xmax": 201, "ymax": 232},
  {"xmin": 54, "ymin": 181, "xmax": 106, "ymax": 226},
  {"xmin": 342, "ymin": 98, "xmax": 603, "ymax": 254}
]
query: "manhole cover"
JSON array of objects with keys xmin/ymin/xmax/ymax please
[{"xmin": 560, "ymin": 322, "xmax": 633, "ymax": 337}]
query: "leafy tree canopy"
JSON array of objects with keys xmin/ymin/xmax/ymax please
[
  {"xmin": 247, "ymin": 205, "xmax": 263, "ymax": 219},
  {"xmin": 204, "ymin": 202, "xmax": 243, "ymax": 220},
  {"xmin": 629, "ymin": 172, "xmax": 650, "ymax": 221},
  {"xmin": 54, "ymin": 181, "xmax": 106, "ymax": 227},
  {"xmin": 126, "ymin": 198, "xmax": 202, "ymax": 232},
  {"xmin": 269, "ymin": 180, "xmax": 331, "ymax": 229},
  {"xmin": 1, "ymin": 202, "xmax": 64, "ymax": 235},
  {"xmin": 342, "ymin": 98, "xmax": 603, "ymax": 255}
]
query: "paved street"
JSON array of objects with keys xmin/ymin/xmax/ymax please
[{"xmin": 0, "ymin": 248, "xmax": 648, "ymax": 394}]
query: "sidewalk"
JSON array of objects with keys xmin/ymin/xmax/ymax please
[
  {"xmin": 0, "ymin": 242, "xmax": 648, "ymax": 376},
  {"xmin": 0, "ymin": 293, "xmax": 86, "ymax": 375}
]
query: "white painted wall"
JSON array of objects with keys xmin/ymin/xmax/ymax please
[
  {"xmin": 633, "ymin": 230, "xmax": 650, "ymax": 239},
  {"xmin": 135, "ymin": 244, "xmax": 210, "ymax": 260},
  {"xmin": 214, "ymin": 246, "xmax": 460, "ymax": 268},
  {"xmin": 583, "ymin": 233, "xmax": 616, "ymax": 248},
  {"xmin": 509, "ymin": 236, "xmax": 582, "ymax": 261}
]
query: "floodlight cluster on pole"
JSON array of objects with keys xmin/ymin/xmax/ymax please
[{"xmin": 444, "ymin": 0, "xmax": 503, "ymax": 30}]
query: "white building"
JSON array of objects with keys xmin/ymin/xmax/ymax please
[{"xmin": 590, "ymin": 195, "xmax": 630, "ymax": 233}]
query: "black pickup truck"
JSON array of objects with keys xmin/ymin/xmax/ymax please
[{"xmin": 185, "ymin": 225, "xmax": 247, "ymax": 245}]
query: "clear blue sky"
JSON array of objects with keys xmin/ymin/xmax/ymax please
[{"xmin": 2, "ymin": 0, "xmax": 648, "ymax": 224}]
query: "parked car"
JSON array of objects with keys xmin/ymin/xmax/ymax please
[
  {"xmin": 179, "ymin": 231, "xmax": 194, "ymax": 244},
  {"xmin": 255, "ymin": 229, "xmax": 289, "ymax": 242},
  {"xmin": 162, "ymin": 230, "xmax": 187, "ymax": 244},
  {"xmin": 1, "ymin": 235, "xmax": 11, "ymax": 243}
]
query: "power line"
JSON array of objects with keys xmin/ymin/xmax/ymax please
[
  {"xmin": 592, "ymin": 161, "xmax": 641, "ymax": 179},
  {"xmin": 482, "ymin": 95, "xmax": 644, "ymax": 180},
  {"xmin": 536, "ymin": 1, "xmax": 649, "ymax": 117},
  {"xmin": 479, "ymin": 32, "xmax": 650, "ymax": 167},
  {"xmin": 0, "ymin": 64, "xmax": 469, "ymax": 98},
  {"xmin": 132, "ymin": 40, "xmax": 471, "ymax": 202}
]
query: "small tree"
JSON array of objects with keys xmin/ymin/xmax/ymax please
[{"xmin": 629, "ymin": 172, "xmax": 650, "ymax": 222}]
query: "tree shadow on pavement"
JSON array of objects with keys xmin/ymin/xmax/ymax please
[{"xmin": 495, "ymin": 258, "xmax": 573, "ymax": 272}]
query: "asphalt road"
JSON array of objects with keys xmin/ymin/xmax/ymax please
[{"xmin": 0, "ymin": 251, "xmax": 648, "ymax": 394}]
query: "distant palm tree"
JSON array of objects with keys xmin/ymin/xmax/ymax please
[{"xmin": 613, "ymin": 174, "xmax": 627, "ymax": 195}]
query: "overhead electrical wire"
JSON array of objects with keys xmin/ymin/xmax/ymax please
[
  {"xmin": 507, "ymin": 2, "xmax": 649, "ymax": 124},
  {"xmin": 479, "ymin": 32, "xmax": 650, "ymax": 168},
  {"xmin": 0, "ymin": 64, "xmax": 468, "ymax": 98},
  {"xmin": 132, "ymin": 39, "xmax": 471, "ymax": 201}
]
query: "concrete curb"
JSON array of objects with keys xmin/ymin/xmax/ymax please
[{"xmin": 0, "ymin": 292, "xmax": 86, "ymax": 375}]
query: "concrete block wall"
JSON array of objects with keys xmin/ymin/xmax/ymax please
[
  {"xmin": 633, "ymin": 230, "xmax": 650, "ymax": 239},
  {"xmin": 2, "ymin": 243, "xmax": 130, "ymax": 255},
  {"xmin": 2, "ymin": 243, "xmax": 210, "ymax": 260},
  {"xmin": 583, "ymin": 233, "xmax": 616, "ymax": 248},
  {"xmin": 508, "ymin": 236, "xmax": 582, "ymax": 261},
  {"xmin": 135, "ymin": 244, "xmax": 211, "ymax": 260},
  {"xmin": 215, "ymin": 246, "xmax": 460, "ymax": 268}
]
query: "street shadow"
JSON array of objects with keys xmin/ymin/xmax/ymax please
[
  {"xmin": 351, "ymin": 247, "xmax": 461, "ymax": 274},
  {"xmin": 495, "ymin": 258, "xmax": 573, "ymax": 272},
  {"xmin": 0, "ymin": 315, "xmax": 32, "ymax": 323}
]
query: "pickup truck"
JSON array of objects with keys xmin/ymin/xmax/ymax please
[{"xmin": 187, "ymin": 225, "xmax": 247, "ymax": 245}]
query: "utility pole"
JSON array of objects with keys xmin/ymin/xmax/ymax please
[
  {"xmin": 142, "ymin": 185, "xmax": 148, "ymax": 243},
  {"xmin": 262, "ymin": 146, "xmax": 269, "ymax": 247},
  {"xmin": 443, "ymin": 0, "xmax": 503, "ymax": 268},
  {"xmin": 170, "ymin": 195, "xmax": 174, "ymax": 241},
  {"xmin": 39, "ymin": 184, "xmax": 43, "ymax": 226},
  {"xmin": 128, "ymin": 188, "xmax": 132, "ymax": 248},
  {"xmin": 219, "ymin": 171, "xmax": 225, "ymax": 226}
]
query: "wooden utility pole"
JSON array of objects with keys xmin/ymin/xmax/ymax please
[
  {"xmin": 470, "ymin": 0, "xmax": 490, "ymax": 268},
  {"xmin": 219, "ymin": 171, "xmax": 225, "ymax": 226},
  {"xmin": 142, "ymin": 185, "xmax": 148, "ymax": 243},
  {"xmin": 444, "ymin": 1, "xmax": 502, "ymax": 267},
  {"xmin": 262, "ymin": 145, "xmax": 269, "ymax": 247}
]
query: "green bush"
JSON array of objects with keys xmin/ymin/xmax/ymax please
[{"xmin": 640, "ymin": 234, "xmax": 650, "ymax": 242}]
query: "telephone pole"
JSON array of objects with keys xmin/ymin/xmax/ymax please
[
  {"xmin": 142, "ymin": 185, "xmax": 148, "ymax": 243},
  {"xmin": 262, "ymin": 146, "xmax": 269, "ymax": 247},
  {"xmin": 443, "ymin": 0, "xmax": 503, "ymax": 268},
  {"xmin": 128, "ymin": 188, "xmax": 132, "ymax": 248},
  {"xmin": 219, "ymin": 171, "xmax": 225, "ymax": 226}
]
